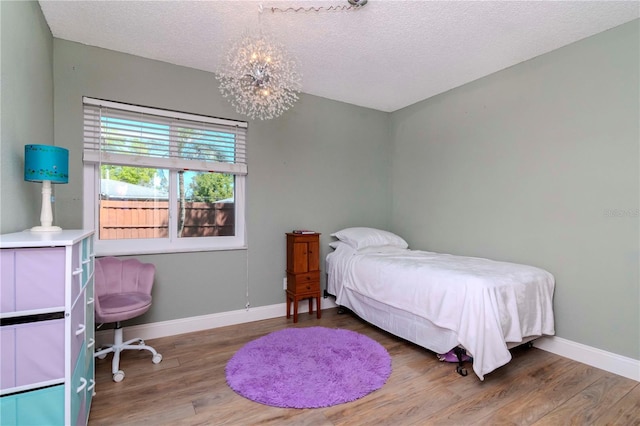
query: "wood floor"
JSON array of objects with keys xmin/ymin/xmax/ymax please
[{"xmin": 88, "ymin": 308, "xmax": 639, "ymax": 425}]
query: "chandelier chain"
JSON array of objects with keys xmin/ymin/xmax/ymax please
[{"xmin": 270, "ymin": 4, "xmax": 365, "ymax": 13}]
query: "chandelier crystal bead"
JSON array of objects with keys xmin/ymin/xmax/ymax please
[{"xmin": 216, "ymin": 33, "xmax": 302, "ymax": 120}]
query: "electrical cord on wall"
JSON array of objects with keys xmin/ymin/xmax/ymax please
[
  {"xmin": 244, "ymin": 160, "xmax": 250, "ymax": 310},
  {"xmin": 245, "ymin": 247, "xmax": 250, "ymax": 310}
]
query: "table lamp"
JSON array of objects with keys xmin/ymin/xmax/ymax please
[{"xmin": 24, "ymin": 144, "xmax": 69, "ymax": 232}]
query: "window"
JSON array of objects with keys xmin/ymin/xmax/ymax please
[{"xmin": 83, "ymin": 97, "xmax": 248, "ymax": 255}]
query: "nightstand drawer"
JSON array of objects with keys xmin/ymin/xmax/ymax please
[
  {"xmin": 287, "ymin": 271, "xmax": 320, "ymax": 287},
  {"xmin": 293, "ymin": 280, "xmax": 320, "ymax": 293}
]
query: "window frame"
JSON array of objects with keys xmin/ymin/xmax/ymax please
[{"xmin": 82, "ymin": 98, "xmax": 248, "ymax": 256}]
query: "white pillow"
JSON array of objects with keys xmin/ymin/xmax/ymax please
[
  {"xmin": 331, "ymin": 227, "xmax": 408, "ymax": 250},
  {"xmin": 358, "ymin": 245, "xmax": 408, "ymax": 254}
]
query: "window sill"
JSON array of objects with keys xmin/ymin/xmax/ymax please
[{"xmin": 95, "ymin": 243, "xmax": 248, "ymax": 257}]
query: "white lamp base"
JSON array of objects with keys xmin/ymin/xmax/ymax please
[
  {"xmin": 30, "ymin": 180, "xmax": 62, "ymax": 232},
  {"xmin": 31, "ymin": 225, "xmax": 63, "ymax": 232}
]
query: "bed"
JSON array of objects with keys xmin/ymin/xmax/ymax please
[{"xmin": 326, "ymin": 227, "xmax": 555, "ymax": 380}]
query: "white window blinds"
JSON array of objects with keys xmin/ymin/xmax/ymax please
[{"xmin": 83, "ymin": 97, "xmax": 248, "ymax": 175}]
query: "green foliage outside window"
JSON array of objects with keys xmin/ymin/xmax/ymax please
[
  {"xmin": 189, "ymin": 173, "xmax": 233, "ymax": 202},
  {"xmin": 101, "ymin": 165, "xmax": 156, "ymax": 186}
]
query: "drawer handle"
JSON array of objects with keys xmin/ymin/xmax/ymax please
[
  {"xmin": 306, "ymin": 285, "xmax": 311, "ymax": 290},
  {"xmin": 87, "ymin": 338, "xmax": 95, "ymax": 349},
  {"xmin": 76, "ymin": 323, "xmax": 86, "ymax": 336},
  {"xmin": 88, "ymin": 379, "xmax": 96, "ymax": 393},
  {"xmin": 87, "ymin": 297, "xmax": 94, "ymax": 306},
  {"xmin": 72, "ymin": 267, "xmax": 83, "ymax": 276},
  {"xmin": 76, "ymin": 377, "xmax": 87, "ymax": 393}
]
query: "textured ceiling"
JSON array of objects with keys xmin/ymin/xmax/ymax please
[{"xmin": 39, "ymin": 0, "xmax": 639, "ymax": 112}]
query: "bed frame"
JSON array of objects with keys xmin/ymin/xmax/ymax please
[{"xmin": 324, "ymin": 289, "xmax": 538, "ymax": 377}]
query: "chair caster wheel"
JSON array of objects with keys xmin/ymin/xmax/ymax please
[
  {"xmin": 113, "ymin": 370, "xmax": 125, "ymax": 382},
  {"xmin": 152, "ymin": 353, "xmax": 163, "ymax": 364},
  {"xmin": 96, "ymin": 349, "xmax": 107, "ymax": 360}
]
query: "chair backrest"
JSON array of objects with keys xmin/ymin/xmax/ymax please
[
  {"xmin": 94, "ymin": 257, "xmax": 156, "ymax": 298},
  {"xmin": 94, "ymin": 257, "xmax": 156, "ymax": 324}
]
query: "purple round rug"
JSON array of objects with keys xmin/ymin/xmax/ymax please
[{"xmin": 225, "ymin": 326, "xmax": 392, "ymax": 408}]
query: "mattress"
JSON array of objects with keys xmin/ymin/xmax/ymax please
[{"xmin": 326, "ymin": 243, "xmax": 555, "ymax": 380}]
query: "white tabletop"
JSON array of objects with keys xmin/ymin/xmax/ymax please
[{"xmin": 0, "ymin": 229, "xmax": 94, "ymax": 248}]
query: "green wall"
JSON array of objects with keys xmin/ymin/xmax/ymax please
[
  {"xmin": 52, "ymin": 39, "xmax": 392, "ymax": 324},
  {"xmin": 0, "ymin": 1, "xmax": 54, "ymax": 233},
  {"xmin": 390, "ymin": 20, "xmax": 640, "ymax": 359}
]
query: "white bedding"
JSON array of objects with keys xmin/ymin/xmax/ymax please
[{"xmin": 327, "ymin": 244, "xmax": 555, "ymax": 380}]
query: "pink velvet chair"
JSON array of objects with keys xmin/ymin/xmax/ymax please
[{"xmin": 94, "ymin": 257, "xmax": 162, "ymax": 382}]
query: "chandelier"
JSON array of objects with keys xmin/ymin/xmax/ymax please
[
  {"xmin": 216, "ymin": 32, "xmax": 302, "ymax": 120},
  {"xmin": 216, "ymin": 0, "xmax": 367, "ymax": 121}
]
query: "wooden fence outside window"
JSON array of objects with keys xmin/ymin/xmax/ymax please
[{"xmin": 99, "ymin": 200, "xmax": 234, "ymax": 239}]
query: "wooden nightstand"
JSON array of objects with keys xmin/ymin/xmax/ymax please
[{"xmin": 286, "ymin": 232, "xmax": 321, "ymax": 323}]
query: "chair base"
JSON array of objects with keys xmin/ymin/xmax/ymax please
[{"xmin": 95, "ymin": 324, "xmax": 162, "ymax": 382}]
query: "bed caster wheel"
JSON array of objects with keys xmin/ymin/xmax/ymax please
[
  {"xmin": 113, "ymin": 370, "xmax": 125, "ymax": 382},
  {"xmin": 152, "ymin": 353, "xmax": 163, "ymax": 364},
  {"xmin": 456, "ymin": 366, "xmax": 468, "ymax": 377}
]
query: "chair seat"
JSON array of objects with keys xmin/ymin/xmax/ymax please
[{"xmin": 96, "ymin": 292, "xmax": 152, "ymax": 323}]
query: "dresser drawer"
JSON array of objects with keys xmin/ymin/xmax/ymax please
[
  {"xmin": 0, "ymin": 384, "xmax": 64, "ymax": 425},
  {"xmin": 1, "ymin": 248, "xmax": 65, "ymax": 313},
  {"xmin": 0, "ymin": 318, "xmax": 65, "ymax": 389},
  {"xmin": 71, "ymin": 342, "xmax": 87, "ymax": 426},
  {"xmin": 71, "ymin": 242, "xmax": 82, "ymax": 306},
  {"xmin": 70, "ymin": 294, "xmax": 86, "ymax": 367}
]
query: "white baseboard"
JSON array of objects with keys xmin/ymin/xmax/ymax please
[
  {"xmin": 96, "ymin": 297, "xmax": 338, "ymax": 347},
  {"xmin": 534, "ymin": 336, "xmax": 639, "ymax": 382},
  {"xmin": 97, "ymin": 299, "xmax": 638, "ymax": 383}
]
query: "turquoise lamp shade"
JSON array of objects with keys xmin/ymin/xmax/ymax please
[
  {"xmin": 24, "ymin": 144, "xmax": 69, "ymax": 183},
  {"xmin": 24, "ymin": 144, "xmax": 69, "ymax": 232}
]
